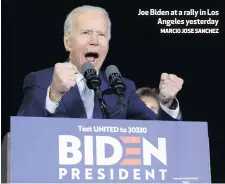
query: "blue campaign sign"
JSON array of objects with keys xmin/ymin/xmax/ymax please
[{"xmin": 10, "ymin": 116, "xmax": 211, "ymax": 183}]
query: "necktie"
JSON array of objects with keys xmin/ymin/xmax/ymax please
[{"xmin": 78, "ymin": 78, "xmax": 94, "ymax": 119}]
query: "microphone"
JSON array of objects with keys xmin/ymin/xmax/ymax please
[
  {"xmin": 81, "ymin": 62, "xmax": 101, "ymax": 92},
  {"xmin": 81, "ymin": 62, "xmax": 110, "ymax": 119},
  {"xmin": 105, "ymin": 65, "xmax": 126, "ymax": 105}
]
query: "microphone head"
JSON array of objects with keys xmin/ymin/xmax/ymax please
[
  {"xmin": 105, "ymin": 65, "xmax": 121, "ymax": 82},
  {"xmin": 105, "ymin": 65, "xmax": 126, "ymax": 99},
  {"xmin": 81, "ymin": 62, "xmax": 101, "ymax": 91},
  {"xmin": 81, "ymin": 62, "xmax": 96, "ymax": 76}
]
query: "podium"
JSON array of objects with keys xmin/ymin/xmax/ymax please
[{"xmin": 6, "ymin": 116, "xmax": 211, "ymax": 183}]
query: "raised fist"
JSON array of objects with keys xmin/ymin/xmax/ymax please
[
  {"xmin": 50, "ymin": 62, "xmax": 78, "ymax": 102},
  {"xmin": 159, "ymin": 73, "xmax": 184, "ymax": 107}
]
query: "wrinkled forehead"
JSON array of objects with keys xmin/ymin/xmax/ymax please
[{"xmin": 72, "ymin": 11, "xmax": 108, "ymax": 32}]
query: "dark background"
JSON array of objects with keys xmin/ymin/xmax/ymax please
[{"xmin": 2, "ymin": 0, "xmax": 225, "ymax": 182}]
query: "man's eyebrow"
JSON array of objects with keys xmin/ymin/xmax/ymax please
[
  {"xmin": 96, "ymin": 30, "xmax": 106, "ymax": 34},
  {"xmin": 80, "ymin": 29, "xmax": 106, "ymax": 33},
  {"xmin": 80, "ymin": 29, "xmax": 93, "ymax": 32}
]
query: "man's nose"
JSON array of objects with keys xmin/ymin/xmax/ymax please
[{"xmin": 89, "ymin": 34, "xmax": 99, "ymax": 46}]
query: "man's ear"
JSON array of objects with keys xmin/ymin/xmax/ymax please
[{"xmin": 64, "ymin": 34, "xmax": 72, "ymax": 52}]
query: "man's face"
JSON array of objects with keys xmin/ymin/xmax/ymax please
[
  {"xmin": 141, "ymin": 96, "xmax": 159, "ymax": 114},
  {"xmin": 64, "ymin": 10, "xmax": 109, "ymax": 72}
]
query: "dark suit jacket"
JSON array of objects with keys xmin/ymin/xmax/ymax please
[{"xmin": 17, "ymin": 67, "xmax": 180, "ymax": 121}]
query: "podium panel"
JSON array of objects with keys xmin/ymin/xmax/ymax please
[{"xmin": 10, "ymin": 116, "xmax": 211, "ymax": 183}]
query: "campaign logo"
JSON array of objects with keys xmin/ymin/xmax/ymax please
[{"xmin": 58, "ymin": 135, "xmax": 167, "ymax": 182}]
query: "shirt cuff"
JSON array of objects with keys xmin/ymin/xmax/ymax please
[
  {"xmin": 160, "ymin": 98, "xmax": 181, "ymax": 119},
  {"xmin": 45, "ymin": 86, "xmax": 60, "ymax": 114}
]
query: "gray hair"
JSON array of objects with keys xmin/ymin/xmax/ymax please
[{"xmin": 64, "ymin": 5, "xmax": 111, "ymax": 40}]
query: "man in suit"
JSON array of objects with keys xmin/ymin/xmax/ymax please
[{"xmin": 17, "ymin": 5, "xmax": 184, "ymax": 120}]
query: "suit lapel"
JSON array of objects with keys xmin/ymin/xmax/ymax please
[{"xmin": 61, "ymin": 84, "xmax": 87, "ymax": 118}]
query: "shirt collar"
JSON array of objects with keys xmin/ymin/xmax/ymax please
[
  {"xmin": 76, "ymin": 73, "xmax": 84, "ymax": 83},
  {"xmin": 75, "ymin": 70, "xmax": 99, "ymax": 83},
  {"xmin": 67, "ymin": 60, "xmax": 99, "ymax": 82}
]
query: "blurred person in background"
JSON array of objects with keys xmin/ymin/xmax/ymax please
[{"xmin": 136, "ymin": 87, "xmax": 160, "ymax": 114}]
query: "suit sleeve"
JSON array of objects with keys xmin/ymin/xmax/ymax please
[
  {"xmin": 126, "ymin": 81, "xmax": 182, "ymax": 121},
  {"xmin": 17, "ymin": 72, "xmax": 50, "ymax": 117}
]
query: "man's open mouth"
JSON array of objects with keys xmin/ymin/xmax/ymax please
[{"xmin": 85, "ymin": 52, "xmax": 99, "ymax": 63}]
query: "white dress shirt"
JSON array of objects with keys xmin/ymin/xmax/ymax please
[{"xmin": 45, "ymin": 73, "xmax": 180, "ymax": 119}]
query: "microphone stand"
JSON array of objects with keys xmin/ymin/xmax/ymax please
[
  {"xmin": 95, "ymin": 89, "xmax": 110, "ymax": 119},
  {"xmin": 102, "ymin": 88, "xmax": 126, "ymax": 118},
  {"xmin": 102, "ymin": 88, "xmax": 125, "ymax": 105}
]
